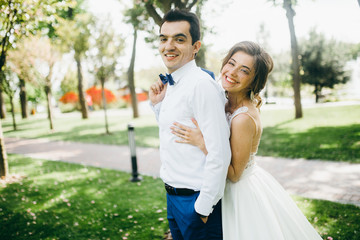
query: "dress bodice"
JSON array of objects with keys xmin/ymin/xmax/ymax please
[{"xmin": 227, "ymin": 106, "xmax": 262, "ymax": 169}]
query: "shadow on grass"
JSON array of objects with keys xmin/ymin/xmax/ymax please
[
  {"xmin": 0, "ymin": 155, "xmax": 168, "ymax": 239},
  {"xmin": 259, "ymin": 124, "xmax": 360, "ymax": 163},
  {"xmin": 2, "ymin": 155, "xmax": 360, "ymax": 239},
  {"xmin": 294, "ymin": 196, "xmax": 360, "ymax": 240}
]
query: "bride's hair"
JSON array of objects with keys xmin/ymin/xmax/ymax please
[{"xmin": 221, "ymin": 41, "xmax": 274, "ymax": 108}]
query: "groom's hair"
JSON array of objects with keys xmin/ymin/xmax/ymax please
[{"xmin": 160, "ymin": 8, "xmax": 201, "ymax": 45}]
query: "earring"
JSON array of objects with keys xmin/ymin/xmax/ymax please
[{"xmin": 250, "ymin": 91, "xmax": 254, "ymax": 101}]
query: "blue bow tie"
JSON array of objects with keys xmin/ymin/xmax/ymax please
[{"xmin": 159, "ymin": 73, "xmax": 174, "ymax": 86}]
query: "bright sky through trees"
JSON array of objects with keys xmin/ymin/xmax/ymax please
[{"xmin": 88, "ymin": 0, "xmax": 360, "ymax": 70}]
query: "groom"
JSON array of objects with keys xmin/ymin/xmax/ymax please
[{"xmin": 149, "ymin": 9, "xmax": 231, "ymax": 240}]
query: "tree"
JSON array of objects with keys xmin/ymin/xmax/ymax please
[
  {"xmin": 300, "ymin": 31, "xmax": 351, "ymax": 102},
  {"xmin": 89, "ymin": 17, "xmax": 124, "ymax": 134},
  {"xmin": 34, "ymin": 37, "xmax": 60, "ymax": 130},
  {"xmin": 8, "ymin": 38, "xmax": 39, "ymax": 119},
  {"xmin": 56, "ymin": 13, "xmax": 93, "ymax": 119},
  {"xmin": 14, "ymin": 35, "xmax": 61, "ymax": 130},
  {"xmin": 0, "ymin": 89, "xmax": 6, "ymax": 119},
  {"xmin": 270, "ymin": 0, "xmax": 303, "ymax": 118},
  {"xmin": 125, "ymin": 3, "xmax": 149, "ymax": 118},
  {"xmin": 60, "ymin": 70, "xmax": 78, "ymax": 95},
  {"xmin": 0, "ymin": 0, "xmax": 73, "ymax": 178},
  {"xmin": 26, "ymin": 82, "xmax": 45, "ymax": 113},
  {"xmin": 1, "ymin": 66, "xmax": 18, "ymax": 130}
]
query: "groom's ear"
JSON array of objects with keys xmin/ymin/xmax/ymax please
[{"xmin": 193, "ymin": 41, "xmax": 201, "ymax": 57}]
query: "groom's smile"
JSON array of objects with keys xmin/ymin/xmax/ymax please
[{"xmin": 164, "ymin": 53, "xmax": 179, "ymax": 61}]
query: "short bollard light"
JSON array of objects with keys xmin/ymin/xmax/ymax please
[{"xmin": 127, "ymin": 123, "xmax": 142, "ymax": 182}]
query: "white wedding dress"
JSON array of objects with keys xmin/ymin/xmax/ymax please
[{"xmin": 222, "ymin": 106, "xmax": 322, "ymax": 240}]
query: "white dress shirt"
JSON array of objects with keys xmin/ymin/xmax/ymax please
[{"xmin": 152, "ymin": 60, "xmax": 231, "ymax": 216}]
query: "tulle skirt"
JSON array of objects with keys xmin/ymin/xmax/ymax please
[{"xmin": 222, "ymin": 163, "xmax": 322, "ymax": 240}]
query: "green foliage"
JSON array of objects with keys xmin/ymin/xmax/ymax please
[
  {"xmin": 60, "ymin": 70, "xmax": 78, "ymax": 95},
  {"xmin": 44, "ymin": 0, "xmax": 86, "ymax": 39},
  {"xmin": 0, "ymin": 154, "xmax": 169, "ymax": 239},
  {"xmin": 267, "ymin": 51, "xmax": 292, "ymax": 97},
  {"xmin": 55, "ymin": 13, "xmax": 93, "ymax": 59},
  {"xmin": 26, "ymin": 82, "xmax": 45, "ymax": 105},
  {"xmin": 125, "ymin": 2, "xmax": 149, "ymax": 30},
  {"xmin": 88, "ymin": 16, "xmax": 125, "ymax": 85},
  {"xmin": 300, "ymin": 30, "xmax": 352, "ymax": 102},
  {"xmin": 1, "ymin": 65, "xmax": 19, "ymax": 98},
  {"xmin": 349, "ymin": 43, "xmax": 360, "ymax": 59},
  {"xmin": 0, "ymin": 0, "xmax": 75, "ymax": 71}
]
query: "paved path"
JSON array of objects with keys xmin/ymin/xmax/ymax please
[{"xmin": 5, "ymin": 137, "xmax": 360, "ymax": 207}]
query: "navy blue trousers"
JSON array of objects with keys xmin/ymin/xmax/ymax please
[{"xmin": 166, "ymin": 192, "xmax": 223, "ymax": 240}]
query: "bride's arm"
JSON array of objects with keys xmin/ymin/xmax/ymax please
[
  {"xmin": 171, "ymin": 115, "xmax": 255, "ymax": 183},
  {"xmin": 171, "ymin": 118, "xmax": 208, "ymax": 155},
  {"xmin": 227, "ymin": 114, "xmax": 255, "ymax": 182}
]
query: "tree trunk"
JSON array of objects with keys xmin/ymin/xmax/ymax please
[
  {"xmin": 0, "ymin": 90, "xmax": 6, "ymax": 119},
  {"xmin": 75, "ymin": 56, "xmax": 88, "ymax": 119},
  {"xmin": 195, "ymin": 3, "xmax": 206, "ymax": 69},
  {"xmin": 44, "ymin": 85, "xmax": 54, "ymax": 130},
  {"xmin": 19, "ymin": 79, "xmax": 27, "ymax": 119},
  {"xmin": 0, "ymin": 73, "xmax": 6, "ymax": 119},
  {"xmin": 101, "ymin": 79, "xmax": 110, "ymax": 134},
  {"xmin": 128, "ymin": 28, "xmax": 139, "ymax": 118},
  {"xmin": 314, "ymin": 84, "xmax": 321, "ymax": 103},
  {"xmin": 283, "ymin": 0, "xmax": 303, "ymax": 119},
  {"xmin": 0, "ymin": 122, "xmax": 8, "ymax": 178},
  {"xmin": 0, "ymin": 40, "xmax": 8, "ymax": 77},
  {"xmin": 9, "ymin": 95, "xmax": 16, "ymax": 131}
]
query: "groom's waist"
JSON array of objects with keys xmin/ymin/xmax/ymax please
[{"xmin": 165, "ymin": 183, "xmax": 199, "ymax": 196}]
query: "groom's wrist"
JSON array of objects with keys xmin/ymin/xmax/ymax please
[{"xmin": 197, "ymin": 212, "xmax": 208, "ymax": 218}]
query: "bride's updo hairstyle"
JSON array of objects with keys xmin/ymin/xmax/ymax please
[{"xmin": 221, "ymin": 41, "xmax": 274, "ymax": 108}]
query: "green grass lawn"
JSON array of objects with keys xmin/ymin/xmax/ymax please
[
  {"xmin": 2, "ymin": 104, "xmax": 360, "ymax": 162},
  {"xmin": 0, "ymin": 154, "xmax": 168, "ymax": 240},
  {"xmin": 1, "ymin": 155, "xmax": 359, "ymax": 240},
  {"xmin": 258, "ymin": 104, "xmax": 360, "ymax": 162}
]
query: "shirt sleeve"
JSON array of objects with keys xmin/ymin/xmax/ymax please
[
  {"xmin": 149, "ymin": 101, "xmax": 162, "ymax": 122},
  {"xmin": 192, "ymin": 77, "xmax": 231, "ymax": 216}
]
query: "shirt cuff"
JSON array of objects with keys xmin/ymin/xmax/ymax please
[{"xmin": 194, "ymin": 192, "xmax": 215, "ymax": 216}]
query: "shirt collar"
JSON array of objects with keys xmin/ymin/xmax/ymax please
[{"xmin": 170, "ymin": 60, "xmax": 197, "ymax": 85}]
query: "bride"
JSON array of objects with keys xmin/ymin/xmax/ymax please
[{"xmin": 171, "ymin": 41, "xmax": 323, "ymax": 239}]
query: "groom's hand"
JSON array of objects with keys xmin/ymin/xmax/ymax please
[
  {"xmin": 197, "ymin": 212, "xmax": 209, "ymax": 224},
  {"xmin": 200, "ymin": 216, "xmax": 208, "ymax": 224},
  {"xmin": 149, "ymin": 79, "xmax": 167, "ymax": 105}
]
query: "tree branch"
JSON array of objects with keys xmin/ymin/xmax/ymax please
[
  {"xmin": 173, "ymin": 0, "xmax": 186, "ymax": 9},
  {"xmin": 186, "ymin": 0, "xmax": 199, "ymax": 10},
  {"xmin": 144, "ymin": 2, "xmax": 163, "ymax": 26}
]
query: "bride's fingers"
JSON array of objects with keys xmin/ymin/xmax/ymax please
[
  {"xmin": 171, "ymin": 129, "xmax": 189, "ymax": 140},
  {"xmin": 175, "ymin": 139, "xmax": 189, "ymax": 143},
  {"xmin": 173, "ymin": 122, "xmax": 189, "ymax": 131},
  {"xmin": 191, "ymin": 118, "xmax": 200, "ymax": 129},
  {"xmin": 170, "ymin": 126, "xmax": 188, "ymax": 136}
]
